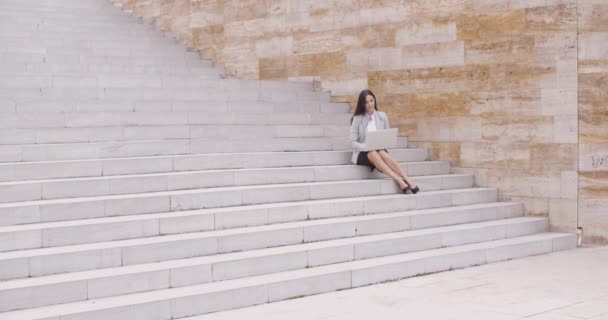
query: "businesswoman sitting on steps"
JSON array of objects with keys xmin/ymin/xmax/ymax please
[{"xmin": 350, "ymin": 89, "xmax": 419, "ymax": 194}]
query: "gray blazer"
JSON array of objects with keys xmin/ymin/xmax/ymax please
[{"xmin": 349, "ymin": 111, "xmax": 390, "ymax": 164}]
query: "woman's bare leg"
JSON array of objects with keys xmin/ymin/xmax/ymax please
[
  {"xmin": 378, "ymin": 150, "xmax": 417, "ymax": 188},
  {"xmin": 367, "ymin": 151, "xmax": 408, "ymax": 189}
]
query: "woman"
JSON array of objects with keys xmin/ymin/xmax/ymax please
[{"xmin": 350, "ymin": 89, "xmax": 419, "ymax": 194}]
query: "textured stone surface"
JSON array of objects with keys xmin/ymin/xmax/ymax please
[
  {"xmin": 115, "ymin": 0, "xmax": 607, "ymax": 244},
  {"xmin": 578, "ymin": 1, "xmax": 608, "ymax": 244}
]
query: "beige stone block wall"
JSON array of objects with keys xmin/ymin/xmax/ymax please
[
  {"xmin": 115, "ymin": 0, "xmax": 608, "ymax": 244},
  {"xmin": 578, "ymin": 1, "xmax": 608, "ymax": 245}
]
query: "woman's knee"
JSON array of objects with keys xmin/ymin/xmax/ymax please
[
  {"xmin": 378, "ymin": 150, "xmax": 392, "ymax": 161},
  {"xmin": 367, "ymin": 151, "xmax": 380, "ymax": 162}
]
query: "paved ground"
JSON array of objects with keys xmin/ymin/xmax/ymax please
[{"xmin": 195, "ymin": 245, "xmax": 608, "ymax": 320}]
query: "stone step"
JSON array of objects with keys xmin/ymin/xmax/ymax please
[
  {"xmin": 0, "ymin": 5, "xmax": 132, "ymax": 12},
  {"xmin": 0, "ymin": 14, "xmax": 137, "ymax": 25},
  {"xmin": 0, "ymin": 149, "xmax": 428, "ymax": 182},
  {"xmin": 0, "ymin": 27, "xmax": 177, "ymax": 40},
  {"xmin": 0, "ymin": 14, "xmax": 149, "ymax": 27},
  {"xmin": 0, "ymin": 111, "xmax": 352, "ymax": 127},
  {"xmin": 0, "ymin": 34, "xmax": 178, "ymax": 46},
  {"xmin": 47, "ymin": 79, "xmax": 314, "ymax": 93},
  {"xmin": 0, "ymin": 199, "xmax": 519, "ymax": 281},
  {"xmin": 0, "ymin": 21, "xmax": 171, "ymax": 33},
  {"xmin": 0, "ymin": 80, "xmax": 318, "ymax": 102},
  {"xmin": 0, "ymin": 75, "xmax": 249, "ymax": 89},
  {"xmin": 0, "ymin": 124, "xmax": 353, "ymax": 145},
  {"xmin": 0, "ymin": 30, "xmax": 171, "ymax": 40},
  {"xmin": 1, "ymin": 87, "xmax": 331, "ymax": 103},
  {"xmin": 0, "ymin": 36, "xmax": 184, "ymax": 52},
  {"xmin": 0, "ymin": 35, "xmax": 171, "ymax": 45},
  {"xmin": 0, "ymin": 54, "xmax": 211, "ymax": 68},
  {"xmin": 1, "ymin": 134, "xmax": 388, "ymax": 162},
  {"xmin": 0, "ymin": 13, "xmax": 150, "ymax": 25},
  {"xmin": 1, "ymin": 45, "xmax": 199, "ymax": 58},
  {"xmin": 0, "ymin": 161, "xmax": 450, "ymax": 203},
  {"xmin": 0, "ymin": 232, "xmax": 577, "ymax": 319},
  {"xmin": 0, "ymin": 1, "xmax": 128, "ymax": 9},
  {"xmin": 0, "ymin": 87, "xmax": 328, "ymax": 102},
  {"xmin": 0, "ymin": 55, "xmax": 214, "ymax": 67},
  {"xmin": 0, "ymin": 30, "xmax": 178, "ymax": 43},
  {"xmin": 0, "ymin": 187, "xmax": 499, "ymax": 254},
  {"xmin": 0, "ymin": 0, "xmax": 123, "ymax": 9},
  {"xmin": 0, "ymin": 16, "xmax": 165, "ymax": 31},
  {"xmin": 0, "ymin": 9, "xmax": 127, "ymax": 18},
  {"xmin": 1, "ymin": 100, "xmax": 346, "ymax": 116},
  {"xmin": 0, "ymin": 61, "xmax": 219, "ymax": 76},
  {"xmin": 0, "ymin": 212, "xmax": 537, "ymax": 311},
  {"xmin": 0, "ymin": 173, "xmax": 473, "ymax": 226}
]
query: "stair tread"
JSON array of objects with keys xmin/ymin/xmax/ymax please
[
  {"xmin": 0, "ymin": 198, "xmax": 513, "ymax": 236},
  {"xmin": 4, "ymin": 136, "xmax": 352, "ymax": 145},
  {"xmin": 0, "ymin": 213, "xmax": 538, "ymax": 289},
  {"xmin": 0, "ymin": 149, "xmax": 425, "ymax": 166},
  {"xmin": 0, "ymin": 174, "xmax": 473, "ymax": 208},
  {"xmin": 0, "ymin": 192, "xmax": 504, "ymax": 260},
  {"xmin": 0, "ymin": 232, "xmax": 575, "ymax": 320},
  {"xmin": 0, "ymin": 160, "xmax": 447, "ymax": 185},
  {"xmin": 0, "ymin": 188, "xmax": 504, "ymax": 233}
]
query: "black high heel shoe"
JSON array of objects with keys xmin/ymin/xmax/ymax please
[
  {"xmin": 410, "ymin": 186, "xmax": 420, "ymax": 194},
  {"xmin": 400, "ymin": 178, "xmax": 411, "ymax": 194}
]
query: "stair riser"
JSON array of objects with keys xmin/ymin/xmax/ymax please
[
  {"xmin": 0, "ymin": 214, "xmax": 537, "ymax": 312},
  {"xmin": 0, "ymin": 35, "xmax": 184, "ymax": 47},
  {"xmin": 0, "ymin": 189, "xmax": 499, "ymax": 281},
  {"xmin": 0, "ymin": 125, "xmax": 352, "ymax": 145},
  {"xmin": 0, "ymin": 112, "xmax": 351, "ymax": 129},
  {"xmin": 0, "ymin": 79, "xmax": 332, "ymax": 99},
  {"xmin": 0, "ymin": 15, "xmax": 153, "ymax": 23},
  {"xmin": 0, "ymin": 65, "xmax": 217, "ymax": 76},
  {"xmin": 0, "ymin": 53, "xmax": 204, "ymax": 63},
  {"xmin": 2, "ymin": 101, "xmax": 348, "ymax": 116},
  {"xmin": 0, "ymin": 174, "xmax": 473, "ymax": 227},
  {"xmin": 0, "ymin": 1, "xmax": 128, "ymax": 9},
  {"xmin": 0, "ymin": 31, "xmax": 177, "ymax": 42},
  {"xmin": 0, "ymin": 235, "xmax": 576, "ymax": 319},
  {"xmin": 0, "ymin": 199, "xmax": 519, "ymax": 283},
  {"xmin": 0, "ymin": 45, "xmax": 202, "ymax": 56},
  {"xmin": 0, "ymin": 149, "xmax": 427, "ymax": 182},
  {"xmin": 1, "ymin": 136, "xmax": 384, "ymax": 162},
  {"xmin": 0, "ymin": 29, "xmax": 178, "ymax": 39},
  {"xmin": 0, "ymin": 53, "xmax": 207, "ymax": 64},
  {"xmin": 0, "ymin": 42, "xmax": 196, "ymax": 55},
  {"xmin": 0, "ymin": 200, "xmax": 518, "ymax": 253},
  {"xmin": 0, "ymin": 88, "xmax": 330, "ymax": 103},
  {"xmin": 0, "ymin": 79, "xmax": 315, "ymax": 99},
  {"xmin": 0, "ymin": 77, "xmax": 263, "ymax": 90},
  {"xmin": 0, "ymin": 161, "xmax": 449, "ymax": 203},
  {"xmin": 1, "ymin": 94, "xmax": 331, "ymax": 110}
]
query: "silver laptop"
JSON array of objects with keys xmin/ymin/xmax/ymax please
[{"xmin": 365, "ymin": 128, "xmax": 398, "ymax": 151}]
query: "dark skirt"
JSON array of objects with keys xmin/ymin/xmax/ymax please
[{"xmin": 356, "ymin": 149, "xmax": 388, "ymax": 172}]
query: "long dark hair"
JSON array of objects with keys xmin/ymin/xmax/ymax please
[{"xmin": 351, "ymin": 89, "xmax": 378, "ymax": 124}]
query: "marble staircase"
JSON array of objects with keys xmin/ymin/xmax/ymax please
[{"xmin": 0, "ymin": 0, "xmax": 577, "ymax": 319}]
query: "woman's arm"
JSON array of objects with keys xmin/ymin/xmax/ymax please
[{"xmin": 350, "ymin": 116, "xmax": 366, "ymax": 151}]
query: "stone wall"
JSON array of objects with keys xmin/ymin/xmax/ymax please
[
  {"xmin": 578, "ymin": 1, "xmax": 608, "ymax": 244},
  {"xmin": 116, "ymin": 0, "xmax": 607, "ymax": 244}
]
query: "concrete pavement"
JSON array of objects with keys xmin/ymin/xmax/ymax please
[{"xmin": 193, "ymin": 246, "xmax": 608, "ymax": 320}]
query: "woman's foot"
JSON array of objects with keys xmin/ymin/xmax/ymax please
[
  {"xmin": 410, "ymin": 185, "xmax": 420, "ymax": 194},
  {"xmin": 398, "ymin": 179, "xmax": 410, "ymax": 194}
]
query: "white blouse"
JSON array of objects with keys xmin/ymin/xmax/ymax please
[{"xmin": 366, "ymin": 112, "xmax": 377, "ymax": 132}]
